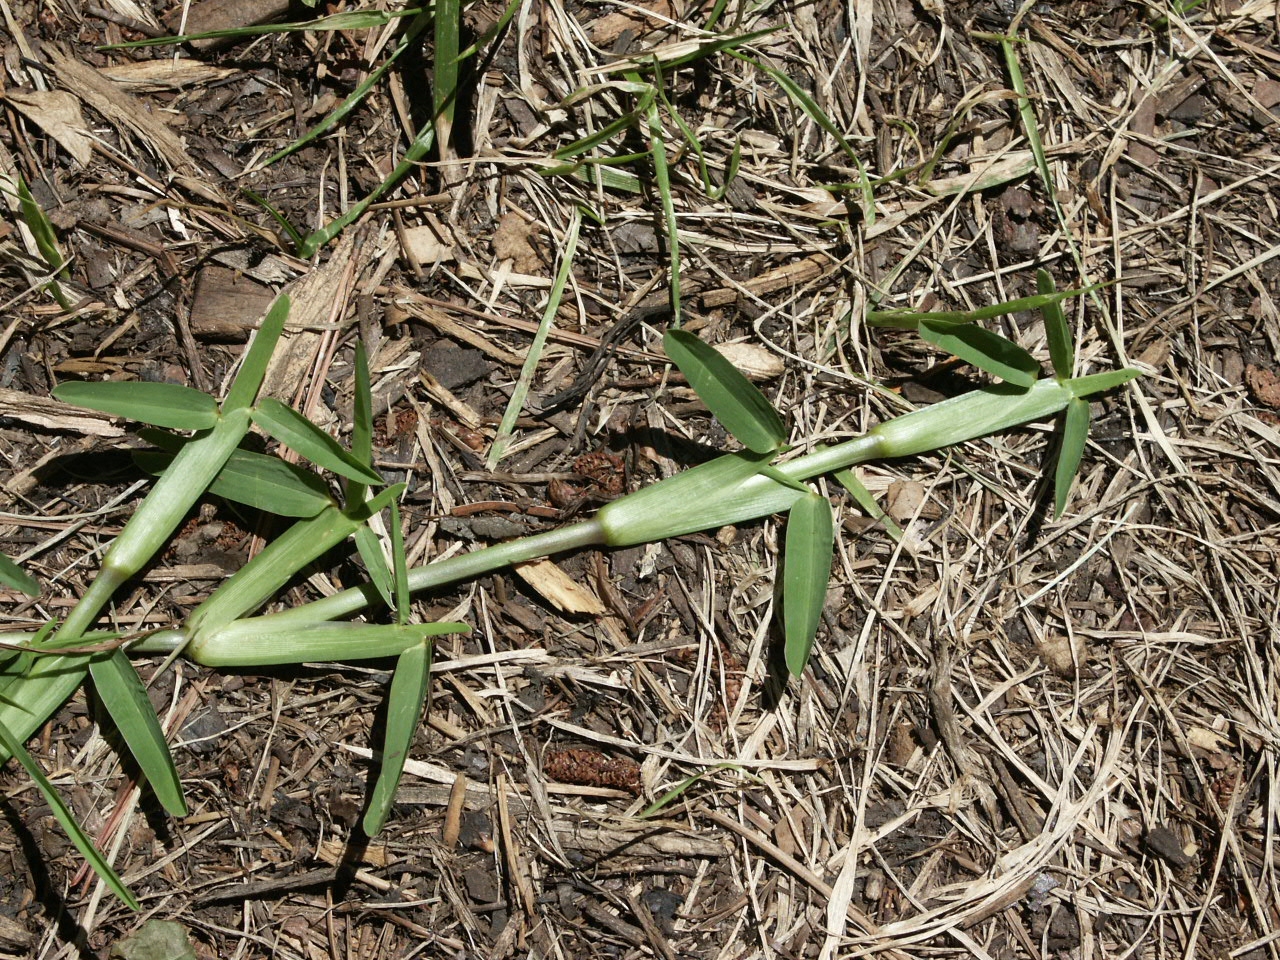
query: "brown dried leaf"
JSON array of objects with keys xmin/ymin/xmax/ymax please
[{"xmin": 5, "ymin": 89, "xmax": 94, "ymax": 165}]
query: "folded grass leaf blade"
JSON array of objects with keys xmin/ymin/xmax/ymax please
[
  {"xmin": 0, "ymin": 554, "xmax": 39, "ymax": 596},
  {"xmin": 134, "ymin": 440, "xmax": 332, "ymax": 519},
  {"xmin": 638, "ymin": 763, "xmax": 754, "ymax": 818},
  {"xmin": 362, "ymin": 638, "xmax": 431, "ymax": 836},
  {"xmin": 489, "ymin": 210, "xmax": 581, "ymax": 467},
  {"xmin": 53, "ymin": 382, "xmax": 219, "ymax": 431},
  {"xmin": 867, "ymin": 284, "xmax": 1105, "ymax": 328},
  {"xmin": 783, "ymin": 492, "xmax": 835, "ymax": 677},
  {"xmin": 1068, "ymin": 368, "xmax": 1142, "ymax": 397},
  {"xmin": 1037, "ymin": 269, "xmax": 1074, "ymax": 380},
  {"xmin": 355, "ymin": 524, "xmax": 395, "ymax": 611},
  {"xmin": 351, "ymin": 341, "xmax": 374, "ymax": 471},
  {"xmin": 224, "ymin": 296, "xmax": 291, "ymax": 413},
  {"xmin": 663, "ymin": 329, "xmax": 788, "ymax": 454},
  {"xmin": 833, "ymin": 468, "xmax": 902, "ymax": 543},
  {"xmin": 252, "ymin": 398, "xmax": 383, "ymax": 485},
  {"xmin": 918, "ymin": 318, "xmax": 1040, "ymax": 387},
  {"xmin": 187, "ymin": 485, "xmax": 404, "ymax": 633},
  {"xmin": 0, "ymin": 716, "xmax": 139, "ymax": 909},
  {"xmin": 88, "ymin": 649, "xmax": 186, "ymax": 816},
  {"xmin": 1053, "ymin": 396, "xmax": 1090, "ymax": 519},
  {"xmin": 14, "ymin": 175, "xmax": 71, "ymax": 308},
  {"xmin": 188, "ymin": 621, "xmax": 464, "ymax": 668},
  {"xmin": 391, "ymin": 501, "xmax": 410, "ymax": 624}
]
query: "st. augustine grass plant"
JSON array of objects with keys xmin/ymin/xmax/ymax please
[{"xmin": 0, "ymin": 277, "xmax": 1138, "ymax": 905}]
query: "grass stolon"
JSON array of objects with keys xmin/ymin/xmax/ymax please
[{"xmin": 0, "ymin": 273, "xmax": 1139, "ymax": 906}]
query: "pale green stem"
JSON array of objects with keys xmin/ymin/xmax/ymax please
[{"xmin": 124, "ymin": 378, "xmax": 1082, "ymax": 659}]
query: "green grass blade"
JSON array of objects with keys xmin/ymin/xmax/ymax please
[
  {"xmin": 1001, "ymin": 36, "xmax": 1055, "ymax": 217},
  {"xmin": 362, "ymin": 638, "xmax": 431, "ymax": 836},
  {"xmin": 1068, "ymin": 368, "xmax": 1142, "ymax": 397},
  {"xmin": 135, "ymin": 438, "xmax": 332, "ymax": 519},
  {"xmin": 663, "ymin": 329, "xmax": 788, "ymax": 454},
  {"xmin": 187, "ymin": 485, "xmax": 403, "ymax": 633},
  {"xmin": 298, "ymin": 125, "xmax": 435, "ymax": 258},
  {"xmin": 782, "ymin": 492, "xmax": 834, "ymax": 677},
  {"xmin": 553, "ymin": 110, "xmax": 647, "ymax": 161},
  {"xmin": 729, "ymin": 50, "xmax": 859, "ymax": 161},
  {"xmin": 647, "ymin": 107, "xmax": 681, "ymax": 323},
  {"xmin": 0, "ymin": 554, "xmax": 39, "ymax": 596},
  {"xmin": 1037, "ymin": 269, "xmax": 1074, "ymax": 380},
  {"xmin": 488, "ymin": 210, "xmax": 581, "ymax": 467},
  {"xmin": 390, "ymin": 501, "xmax": 410, "ymax": 624},
  {"xmin": 14, "ymin": 176, "xmax": 71, "ymax": 309},
  {"xmin": 189, "ymin": 621, "xmax": 463, "ymax": 668},
  {"xmin": 52, "ymin": 382, "xmax": 218, "ymax": 431},
  {"xmin": 1053, "ymin": 396, "xmax": 1090, "ymax": 519},
  {"xmin": 352, "ymin": 341, "xmax": 374, "ymax": 470},
  {"xmin": 88, "ymin": 650, "xmax": 186, "ymax": 816},
  {"xmin": 355, "ymin": 525, "xmax": 395, "ymax": 610},
  {"xmin": 224, "ymin": 296, "xmax": 291, "ymax": 412},
  {"xmin": 867, "ymin": 283, "xmax": 1107, "ymax": 328},
  {"xmin": 15, "ymin": 176, "xmax": 64, "ymax": 275},
  {"xmin": 240, "ymin": 188, "xmax": 305, "ymax": 250},
  {"xmin": 260, "ymin": 10, "xmax": 433, "ymax": 169},
  {"xmin": 597, "ymin": 449, "xmax": 799, "ymax": 547},
  {"xmin": 434, "ymin": 0, "xmax": 461, "ymax": 156},
  {"xmin": 918, "ymin": 318, "xmax": 1040, "ymax": 387},
  {"xmin": 832, "ymin": 468, "xmax": 902, "ymax": 543},
  {"xmin": 638, "ymin": 763, "xmax": 754, "ymax": 818},
  {"xmin": 252, "ymin": 398, "xmax": 383, "ymax": 485},
  {"xmin": 0, "ymin": 716, "xmax": 139, "ymax": 909}
]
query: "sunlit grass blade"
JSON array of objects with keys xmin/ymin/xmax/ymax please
[
  {"xmin": 1037, "ymin": 269, "xmax": 1074, "ymax": 380},
  {"xmin": 0, "ymin": 554, "xmax": 39, "ymax": 596},
  {"xmin": 362, "ymin": 638, "xmax": 431, "ymax": 836},
  {"xmin": 88, "ymin": 649, "xmax": 186, "ymax": 816},
  {"xmin": 0, "ymin": 717, "xmax": 139, "ymax": 909},
  {"xmin": 553, "ymin": 101, "xmax": 648, "ymax": 160},
  {"xmin": 833, "ymin": 468, "xmax": 902, "ymax": 543},
  {"xmin": 52, "ymin": 382, "xmax": 219, "ymax": 431},
  {"xmin": 252, "ymin": 398, "xmax": 382, "ymax": 485},
  {"xmin": 260, "ymin": 10, "xmax": 433, "ymax": 169},
  {"xmin": 187, "ymin": 620, "xmax": 463, "ymax": 667},
  {"xmin": 638, "ymin": 763, "xmax": 755, "ymax": 818},
  {"xmin": 664, "ymin": 329, "xmax": 788, "ymax": 454},
  {"xmin": 134, "ymin": 439, "xmax": 332, "ymax": 519},
  {"xmin": 1068, "ymin": 368, "xmax": 1142, "ymax": 397},
  {"xmin": 488, "ymin": 210, "xmax": 580, "ymax": 467},
  {"xmin": 597, "ymin": 449, "xmax": 798, "ymax": 547},
  {"xmin": 1000, "ymin": 35, "xmax": 1056, "ymax": 218},
  {"xmin": 782, "ymin": 492, "xmax": 834, "ymax": 676},
  {"xmin": 918, "ymin": 318, "xmax": 1040, "ymax": 387},
  {"xmin": 1053, "ymin": 396, "xmax": 1090, "ymax": 519},
  {"xmin": 636, "ymin": 72, "xmax": 681, "ymax": 322},
  {"xmin": 224, "ymin": 296, "xmax": 291, "ymax": 412},
  {"xmin": 298, "ymin": 125, "xmax": 434, "ymax": 258},
  {"xmin": 187, "ymin": 485, "xmax": 403, "ymax": 633}
]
